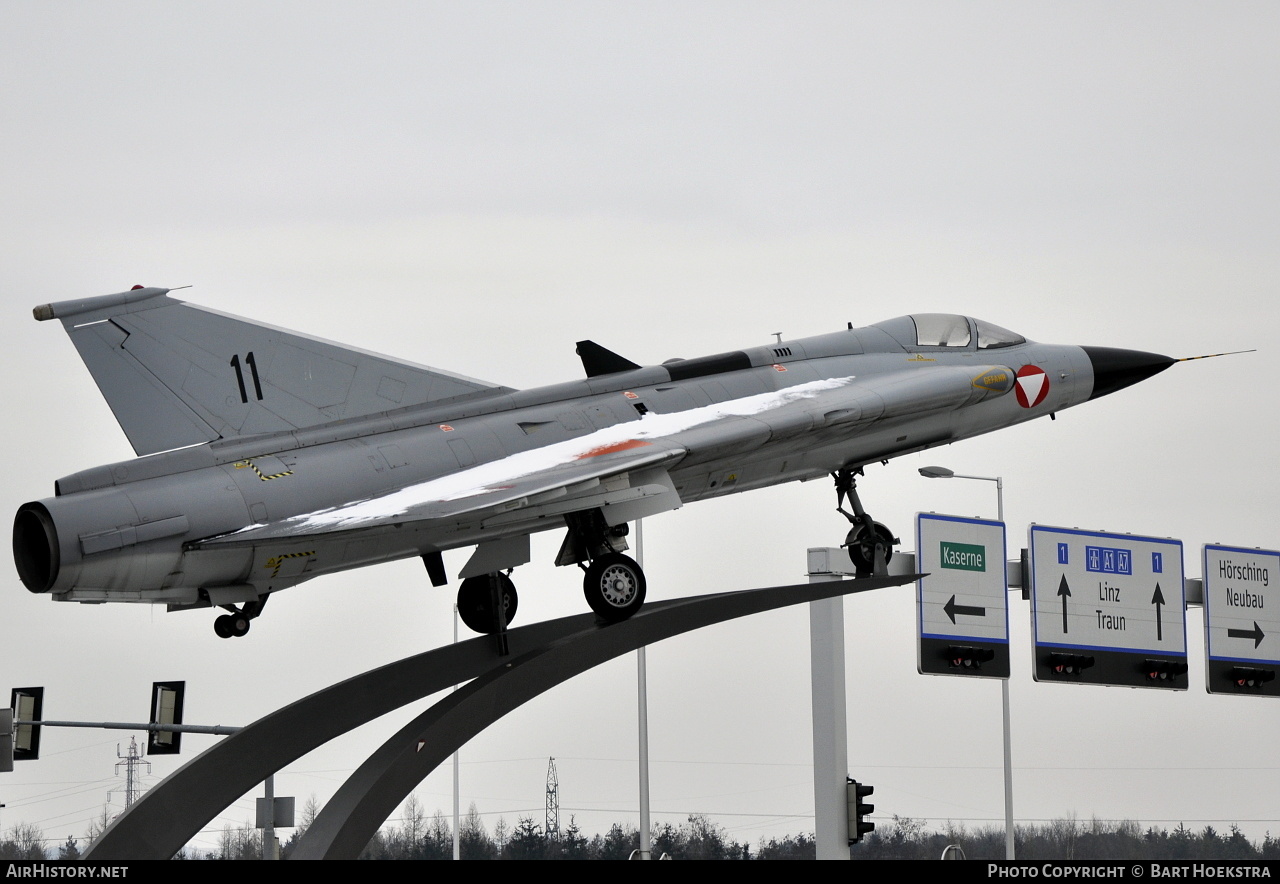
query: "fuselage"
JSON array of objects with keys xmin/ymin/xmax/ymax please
[{"xmin": 15, "ymin": 313, "xmax": 1120, "ymax": 612}]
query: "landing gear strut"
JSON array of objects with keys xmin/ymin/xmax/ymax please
[
  {"xmin": 213, "ymin": 597, "xmax": 265, "ymax": 639},
  {"xmin": 833, "ymin": 468, "xmax": 899, "ymax": 577}
]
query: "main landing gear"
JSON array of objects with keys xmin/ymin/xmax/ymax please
[
  {"xmin": 559, "ymin": 509, "xmax": 647, "ymax": 624},
  {"xmin": 456, "ymin": 572, "xmax": 518, "ymax": 635},
  {"xmin": 445, "ymin": 509, "xmax": 652, "ymax": 639},
  {"xmin": 213, "ymin": 598, "xmax": 265, "ymax": 638},
  {"xmin": 833, "ymin": 468, "xmax": 899, "ymax": 577},
  {"xmin": 452, "ymin": 549, "xmax": 646, "ymax": 638},
  {"xmin": 581, "ymin": 552, "xmax": 647, "ymax": 622}
]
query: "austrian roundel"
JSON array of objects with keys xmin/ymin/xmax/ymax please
[{"xmin": 1014, "ymin": 364, "xmax": 1050, "ymax": 408}]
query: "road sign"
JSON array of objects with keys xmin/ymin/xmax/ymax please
[
  {"xmin": 917, "ymin": 513, "xmax": 1009, "ymax": 678},
  {"xmin": 1029, "ymin": 525, "xmax": 1186, "ymax": 689},
  {"xmin": 1203, "ymin": 545, "xmax": 1280, "ymax": 697}
]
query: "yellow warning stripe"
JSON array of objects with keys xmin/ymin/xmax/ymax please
[
  {"xmin": 234, "ymin": 459, "xmax": 294, "ymax": 481},
  {"xmin": 265, "ymin": 550, "xmax": 316, "ymax": 578}
]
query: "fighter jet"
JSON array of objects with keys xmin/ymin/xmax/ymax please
[{"xmin": 13, "ymin": 287, "xmax": 1177, "ymax": 638}]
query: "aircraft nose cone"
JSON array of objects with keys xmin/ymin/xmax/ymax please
[{"xmin": 1081, "ymin": 346, "xmax": 1176, "ymax": 400}]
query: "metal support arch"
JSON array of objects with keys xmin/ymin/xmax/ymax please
[{"xmin": 86, "ymin": 574, "xmax": 913, "ymax": 861}]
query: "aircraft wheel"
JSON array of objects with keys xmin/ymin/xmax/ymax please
[
  {"xmin": 231, "ymin": 614, "xmax": 251, "ymax": 637},
  {"xmin": 214, "ymin": 615, "xmax": 235, "ymax": 639},
  {"xmin": 457, "ymin": 574, "xmax": 518, "ymax": 634},
  {"xmin": 844, "ymin": 521, "xmax": 896, "ymax": 576},
  {"xmin": 583, "ymin": 553, "xmax": 646, "ymax": 622}
]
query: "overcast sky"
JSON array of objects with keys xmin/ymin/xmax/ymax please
[{"xmin": 3, "ymin": 1, "xmax": 1279, "ymax": 856}]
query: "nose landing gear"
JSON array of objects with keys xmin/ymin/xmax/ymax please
[{"xmin": 833, "ymin": 468, "xmax": 899, "ymax": 577}]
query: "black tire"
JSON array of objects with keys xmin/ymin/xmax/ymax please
[
  {"xmin": 583, "ymin": 553, "xmax": 646, "ymax": 622},
  {"xmin": 844, "ymin": 521, "xmax": 895, "ymax": 576},
  {"xmin": 214, "ymin": 615, "xmax": 234, "ymax": 639},
  {"xmin": 457, "ymin": 573, "xmax": 518, "ymax": 634},
  {"xmin": 231, "ymin": 614, "xmax": 251, "ymax": 637}
]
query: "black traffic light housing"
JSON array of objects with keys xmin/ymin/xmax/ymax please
[
  {"xmin": 147, "ymin": 681, "xmax": 186, "ymax": 756},
  {"xmin": 10, "ymin": 687, "xmax": 43, "ymax": 762},
  {"xmin": 1046, "ymin": 652, "xmax": 1095, "ymax": 678},
  {"xmin": 1228, "ymin": 666, "xmax": 1276, "ymax": 691},
  {"xmin": 946, "ymin": 645, "xmax": 996, "ymax": 671},
  {"xmin": 1143, "ymin": 659, "xmax": 1189, "ymax": 684},
  {"xmin": 846, "ymin": 778, "xmax": 875, "ymax": 844}
]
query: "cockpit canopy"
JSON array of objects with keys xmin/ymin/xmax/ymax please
[{"xmin": 871, "ymin": 314, "xmax": 1027, "ymax": 350}]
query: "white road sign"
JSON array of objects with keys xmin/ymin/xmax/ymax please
[
  {"xmin": 916, "ymin": 513, "xmax": 1009, "ymax": 678},
  {"xmin": 1029, "ymin": 525, "xmax": 1186, "ymax": 689},
  {"xmin": 1203, "ymin": 545, "xmax": 1280, "ymax": 696}
]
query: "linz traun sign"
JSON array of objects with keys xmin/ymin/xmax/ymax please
[{"xmin": 1029, "ymin": 525, "xmax": 1187, "ymax": 690}]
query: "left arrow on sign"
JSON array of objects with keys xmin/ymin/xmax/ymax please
[{"xmin": 944, "ymin": 595, "xmax": 987, "ymax": 624}]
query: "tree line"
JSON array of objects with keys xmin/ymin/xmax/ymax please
[{"xmin": 4, "ymin": 804, "xmax": 1280, "ymax": 860}]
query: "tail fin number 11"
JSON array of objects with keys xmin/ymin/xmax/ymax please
[{"xmin": 230, "ymin": 352, "xmax": 264, "ymax": 403}]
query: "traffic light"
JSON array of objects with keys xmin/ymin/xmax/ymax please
[
  {"xmin": 846, "ymin": 778, "xmax": 874, "ymax": 844},
  {"xmin": 10, "ymin": 688, "xmax": 43, "ymax": 761},
  {"xmin": 946, "ymin": 645, "xmax": 996, "ymax": 671},
  {"xmin": 1046, "ymin": 652, "xmax": 1095, "ymax": 678},
  {"xmin": 1228, "ymin": 666, "xmax": 1276, "ymax": 691},
  {"xmin": 1143, "ymin": 659, "xmax": 1188, "ymax": 684},
  {"xmin": 147, "ymin": 681, "xmax": 186, "ymax": 756},
  {"xmin": 0, "ymin": 708, "xmax": 12, "ymax": 773}
]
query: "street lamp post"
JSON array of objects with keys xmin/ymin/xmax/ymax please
[{"xmin": 919, "ymin": 466, "xmax": 1014, "ymax": 861}]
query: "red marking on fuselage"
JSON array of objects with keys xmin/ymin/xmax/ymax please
[
  {"xmin": 1014, "ymin": 364, "xmax": 1050, "ymax": 408},
  {"xmin": 576, "ymin": 439, "xmax": 652, "ymax": 459}
]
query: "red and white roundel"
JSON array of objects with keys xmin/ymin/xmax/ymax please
[{"xmin": 1014, "ymin": 364, "xmax": 1050, "ymax": 408}]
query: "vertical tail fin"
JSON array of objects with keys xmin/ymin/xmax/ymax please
[{"xmin": 36, "ymin": 287, "xmax": 513, "ymax": 456}]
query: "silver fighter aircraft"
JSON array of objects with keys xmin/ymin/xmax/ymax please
[{"xmin": 13, "ymin": 287, "xmax": 1177, "ymax": 637}]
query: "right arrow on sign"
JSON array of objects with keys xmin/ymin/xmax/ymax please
[
  {"xmin": 1228, "ymin": 621, "xmax": 1266, "ymax": 649},
  {"xmin": 943, "ymin": 595, "xmax": 987, "ymax": 623},
  {"xmin": 1057, "ymin": 575, "xmax": 1071, "ymax": 634}
]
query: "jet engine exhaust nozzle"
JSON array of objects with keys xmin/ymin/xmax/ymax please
[{"xmin": 13, "ymin": 502, "xmax": 59, "ymax": 593}]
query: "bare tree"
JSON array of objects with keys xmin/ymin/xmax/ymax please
[{"xmin": 1, "ymin": 823, "xmax": 49, "ymax": 860}]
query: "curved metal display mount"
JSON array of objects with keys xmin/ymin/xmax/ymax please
[{"xmin": 87, "ymin": 574, "xmax": 912, "ymax": 861}]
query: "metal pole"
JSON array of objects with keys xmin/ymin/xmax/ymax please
[
  {"xmin": 809, "ymin": 570, "xmax": 849, "ymax": 860},
  {"xmin": 921, "ymin": 465, "xmax": 1008, "ymax": 859},
  {"xmin": 31, "ymin": 721, "xmax": 240, "ymax": 735},
  {"xmin": 636, "ymin": 519, "xmax": 652, "ymax": 860},
  {"xmin": 263, "ymin": 774, "xmax": 275, "ymax": 860},
  {"xmin": 1001, "ymin": 678, "xmax": 1014, "ymax": 858},
  {"xmin": 947, "ymin": 472, "xmax": 1015, "ymax": 860},
  {"xmin": 452, "ymin": 604, "xmax": 461, "ymax": 861},
  {"xmin": 996, "ymin": 477, "xmax": 1014, "ymax": 862}
]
